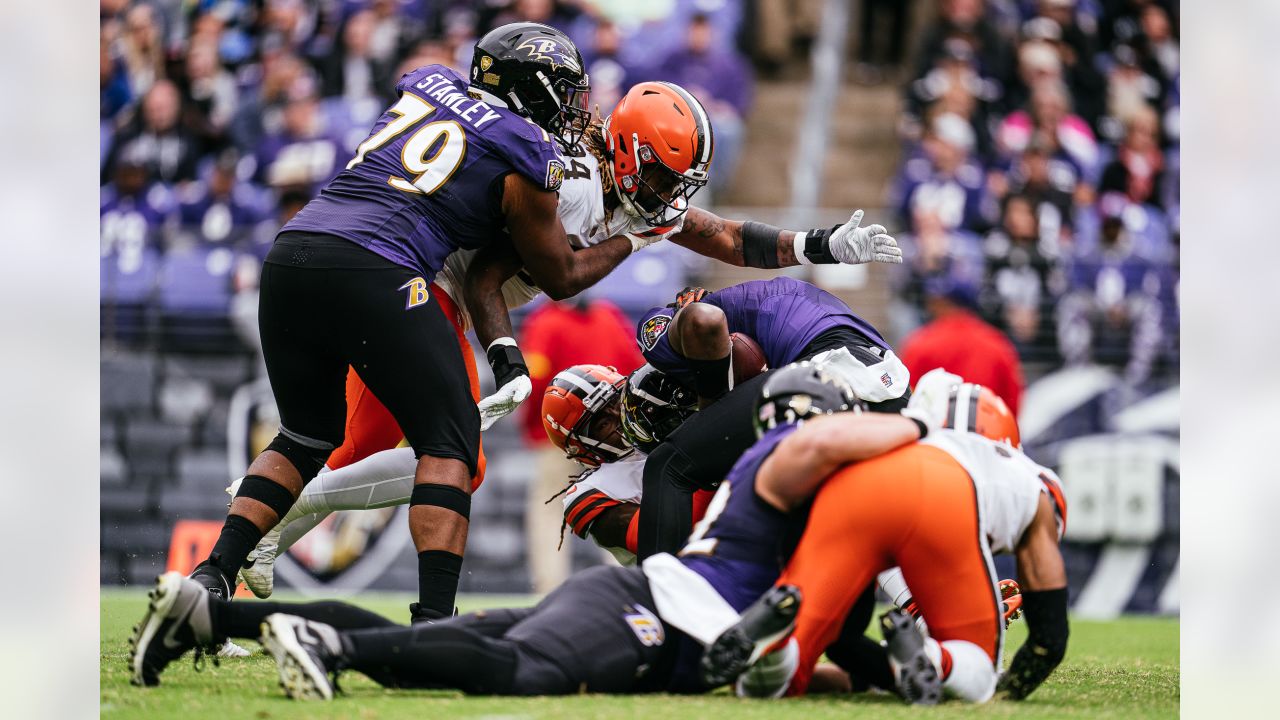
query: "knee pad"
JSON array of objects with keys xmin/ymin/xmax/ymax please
[
  {"xmin": 235, "ymin": 474, "xmax": 297, "ymax": 519},
  {"xmin": 266, "ymin": 432, "xmax": 331, "ymax": 482},
  {"xmin": 410, "ymin": 483, "xmax": 471, "ymax": 520}
]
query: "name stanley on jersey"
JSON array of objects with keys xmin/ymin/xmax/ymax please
[{"xmin": 414, "ymin": 73, "xmax": 503, "ymax": 129}]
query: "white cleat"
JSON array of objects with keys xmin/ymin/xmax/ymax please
[
  {"xmin": 259, "ymin": 614, "xmax": 342, "ymax": 701},
  {"xmin": 217, "ymin": 639, "xmax": 252, "ymax": 657}
]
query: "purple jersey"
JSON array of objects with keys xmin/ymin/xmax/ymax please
[
  {"xmin": 282, "ymin": 65, "xmax": 566, "ymax": 282},
  {"xmin": 636, "ymin": 277, "xmax": 890, "ymax": 387},
  {"xmin": 665, "ymin": 423, "xmax": 803, "ymax": 692}
]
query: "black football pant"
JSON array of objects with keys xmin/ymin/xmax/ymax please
[{"xmin": 214, "ymin": 566, "xmax": 671, "ymax": 695}]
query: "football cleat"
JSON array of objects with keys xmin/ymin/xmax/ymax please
[
  {"xmin": 1000, "ymin": 579, "xmax": 1023, "ymax": 628},
  {"xmin": 238, "ymin": 526, "xmax": 281, "ymax": 599},
  {"xmin": 881, "ymin": 608, "xmax": 942, "ymax": 705},
  {"xmin": 188, "ymin": 557, "xmax": 251, "ymax": 656},
  {"xmin": 260, "ymin": 614, "xmax": 344, "ymax": 701},
  {"xmin": 700, "ymin": 584, "xmax": 802, "ymax": 688},
  {"xmin": 128, "ymin": 572, "xmax": 218, "ymax": 686}
]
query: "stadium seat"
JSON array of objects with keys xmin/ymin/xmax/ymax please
[
  {"xmin": 158, "ymin": 376, "xmax": 215, "ymax": 426},
  {"xmin": 123, "ymin": 418, "xmax": 190, "ymax": 478},
  {"xmin": 176, "ymin": 448, "xmax": 232, "ymax": 489},
  {"xmin": 101, "ymin": 352, "xmax": 157, "ymax": 417},
  {"xmin": 156, "ymin": 246, "xmax": 237, "ymax": 352},
  {"xmin": 161, "ymin": 354, "xmax": 252, "ymax": 392},
  {"xmin": 101, "ymin": 246, "xmax": 161, "ymax": 343}
]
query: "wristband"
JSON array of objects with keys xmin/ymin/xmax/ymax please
[
  {"xmin": 791, "ymin": 225, "xmax": 842, "ymax": 265},
  {"xmin": 485, "ymin": 337, "xmax": 528, "ymax": 388}
]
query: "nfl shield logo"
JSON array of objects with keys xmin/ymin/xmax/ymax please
[{"xmin": 880, "ymin": 373, "xmax": 892, "ymax": 388}]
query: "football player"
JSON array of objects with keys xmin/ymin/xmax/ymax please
[
  {"xmin": 232, "ymin": 82, "xmax": 903, "ymax": 603},
  {"xmin": 701, "ymin": 373, "xmax": 1070, "ymax": 704},
  {"xmin": 189, "ymin": 22, "xmax": 659, "ymax": 628},
  {"xmin": 630, "ymin": 277, "xmax": 912, "ymax": 559},
  {"xmin": 128, "ymin": 367, "xmax": 915, "ymax": 696}
]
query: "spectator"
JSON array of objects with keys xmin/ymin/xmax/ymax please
[
  {"xmin": 230, "ymin": 49, "xmax": 309, "ymax": 149},
  {"xmin": 366, "ymin": 0, "xmax": 426, "ymax": 71},
  {"xmin": 177, "ymin": 151, "xmax": 268, "ymax": 247},
  {"xmin": 900, "ymin": 273, "xmax": 1025, "ymax": 417},
  {"xmin": 1016, "ymin": 11, "xmax": 1106, "ymax": 128},
  {"xmin": 181, "ymin": 39, "xmax": 239, "ymax": 146},
  {"xmin": 892, "ymin": 202, "xmax": 985, "ymax": 329},
  {"xmin": 911, "ymin": 0, "xmax": 1013, "ymax": 99},
  {"xmin": 981, "ymin": 194, "xmax": 1064, "ymax": 355},
  {"xmin": 749, "ymin": 0, "xmax": 821, "ymax": 74},
  {"xmin": 251, "ymin": 79, "xmax": 342, "ymax": 191},
  {"xmin": 1136, "ymin": 3, "xmax": 1178, "ymax": 82},
  {"xmin": 997, "ymin": 81, "xmax": 1098, "ymax": 184},
  {"xmin": 103, "ymin": 79, "xmax": 203, "ymax": 186},
  {"xmin": 998, "ymin": 136, "xmax": 1077, "ymax": 247},
  {"xmin": 1100, "ymin": 43, "xmax": 1164, "ymax": 142},
  {"xmin": 518, "ymin": 297, "xmax": 645, "ymax": 594},
  {"xmin": 894, "ymin": 112, "xmax": 992, "ymax": 233},
  {"xmin": 101, "ymin": 143, "xmax": 176, "ymax": 258},
  {"xmin": 905, "ymin": 39, "xmax": 1000, "ymax": 161},
  {"xmin": 1057, "ymin": 192, "xmax": 1166, "ymax": 384},
  {"xmin": 853, "ymin": 0, "xmax": 912, "ymax": 84},
  {"xmin": 101, "ymin": 20, "xmax": 133, "ymax": 122},
  {"xmin": 653, "ymin": 13, "xmax": 754, "ymax": 201},
  {"xmin": 316, "ymin": 9, "xmax": 389, "ymax": 103},
  {"xmin": 1099, "ymin": 104, "xmax": 1166, "ymax": 209},
  {"xmin": 580, "ymin": 20, "xmax": 634, "ymax": 115},
  {"xmin": 119, "ymin": 2, "xmax": 166, "ymax": 99}
]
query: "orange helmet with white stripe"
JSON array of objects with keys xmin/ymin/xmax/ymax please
[
  {"xmin": 943, "ymin": 382, "xmax": 1021, "ymax": 448},
  {"xmin": 541, "ymin": 364, "xmax": 633, "ymax": 467},
  {"xmin": 604, "ymin": 81, "xmax": 713, "ymax": 227}
]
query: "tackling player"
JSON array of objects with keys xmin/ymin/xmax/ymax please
[{"xmin": 190, "ymin": 22, "xmax": 650, "ymax": 624}]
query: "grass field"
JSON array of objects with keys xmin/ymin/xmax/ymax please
[{"xmin": 101, "ymin": 587, "xmax": 1179, "ymax": 719}]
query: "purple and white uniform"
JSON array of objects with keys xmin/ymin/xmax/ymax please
[{"xmin": 282, "ymin": 65, "xmax": 566, "ymax": 283}]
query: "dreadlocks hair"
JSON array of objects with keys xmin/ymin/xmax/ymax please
[{"xmin": 582, "ymin": 118, "xmax": 614, "ymax": 196}]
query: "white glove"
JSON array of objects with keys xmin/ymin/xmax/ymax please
[
  {"xmin": 734, "ymin": 637, "xmax": 799, "ymax": 698},
  {"xmin": 906, "ymin": 367, "xmax": 964, "ymax": 429},
  {"xmin": 828, "ymin": 209, "xmax": 902, "ymax": 265},
  {"xmin": 477, "ymin": 374, "xmax": 532, "ymax": 431},
  {"xmin": 626, "ymin": 231, "xmax": 666, "ymax": 254}
]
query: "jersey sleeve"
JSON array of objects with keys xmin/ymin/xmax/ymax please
[
  {"xmin": 561, "ymin": 458, "xmax": 645, "ymax": 539},
  {"xmin": 501, "ymin": 120, "xmax": 566, "ymax": 193}
]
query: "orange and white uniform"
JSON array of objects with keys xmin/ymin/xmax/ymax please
[{"xmin": 781, "ymin": 429, "xmax": 1064, "ymax": 700}]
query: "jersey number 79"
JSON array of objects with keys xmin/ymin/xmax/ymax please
[{"xmin": 347, "ymin": 93, "xmax": 467, "ymax": 195}]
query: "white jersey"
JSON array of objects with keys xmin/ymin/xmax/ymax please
[
  {"xmin": 562, "ymin": 452, "xmax": 647, "ymax": 565},
  {"xmin": 434, "ymin": 149, "xmax": 684, "ymax": 330},
  {"xmin": 921, "ymin": 429, "xmax": 1062, "ymax": 554}
]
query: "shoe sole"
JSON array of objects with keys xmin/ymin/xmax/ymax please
[
  {"xmin": 701, "ymin": 588, "xmax": 799, "ymax": 687},
  {"xmin": 882, "ymin": 611, "xmax": 942, "ymax": 705},
  {"xmin": 128, "ymin": 572, "xmax": 183, "ymax": 687},
  {"xmin": 259, "ymin": 616, "xmax": 333, "ymax": 701},
  {"xmin": 239, "ymin": 560, "xmax": 276, "ymax": 600}
]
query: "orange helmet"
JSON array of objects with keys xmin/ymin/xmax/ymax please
[
  {"xmin": 943, "ymin": 383, "xmax": 1021, "ymax": 447},
  {"xmin": 604, "ymin": 81, "xmax": 713, "ymax": 227},
  {"xmin": 541, "ymin": 364, "xmax": 633, "ymax": 467}
]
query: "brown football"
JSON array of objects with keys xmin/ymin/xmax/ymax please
[{"xmin": 730, "ymin": 332, "xmax": 768, "ymax": 384}]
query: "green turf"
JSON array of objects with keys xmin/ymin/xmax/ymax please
[{"xmin": 102, "ymin": 587, "xmax": 1179, "ymax": 719}]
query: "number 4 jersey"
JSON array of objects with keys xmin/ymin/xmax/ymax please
[{"xmin": 282, "ymin": 64, "xmax": 566, "ymax": 284}]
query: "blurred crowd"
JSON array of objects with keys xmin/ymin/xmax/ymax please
[
  {"xmin": 99, "ymin": 0, "xmax": 758, "ymax": 348},
  {"xmin": 888, "ymin": 0, "xmax": 1179, "ymax": 385}
]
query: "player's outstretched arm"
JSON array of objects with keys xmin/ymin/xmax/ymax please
[
  {"xmin": 462, "ymin": 239, "xmax": 534, "ymax": 430},
  {"xmin": 755, "ymin": 413, "xmax": 925, "ymax": 512},
  {"xmin": 1000, "ymin": 494, "xmax": 1069, "ymax": 700},
  {"xmin": 502, "ymin": 173, "xmax": 635, "ymax": 300},
  {"xmin": 668, "ymin": 207, "xmax": 902, "ymax": 269}
]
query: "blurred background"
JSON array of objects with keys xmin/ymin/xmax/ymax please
[{"xmin": 99, "ymin": 0, "xmax": 1179, "ymax": 618}]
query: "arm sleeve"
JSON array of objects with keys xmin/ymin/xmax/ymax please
[
  {"xmin": 502, "ymin": 121, "xmax": 566, "ymax": 192},
  {"xmin": 1000, "ymin": 587, "xmax": 1069, "ymax": 700},
  {"xmin": 563, "ymin": 488, "xmax": 624, "ymax": 540}
]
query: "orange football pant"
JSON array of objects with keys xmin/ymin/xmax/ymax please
[
  {"xmin": 324, "ymin": 283, "xmax": 487, "ymax": 491},
  {"xmin": 780, "ymin": 444, "xmax": 1001, "ymax": 694}
]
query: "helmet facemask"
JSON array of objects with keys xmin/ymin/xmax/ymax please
[
  {"xmin": 563, "ymin": 378, "xmax": 633, "ymax": 467},
  {"xmin": 615, "ymin": 136, "xmax": 708, "ymax": 226}
]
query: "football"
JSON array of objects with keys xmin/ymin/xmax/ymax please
[{"xmin": 730, "ymin": 332, "xmax": 768, "ymax": 384}]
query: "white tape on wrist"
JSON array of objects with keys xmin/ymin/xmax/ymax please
[
  {"xmin": 792, "ymin": 231, "xmax": 812, "ymax": 265},
  {"xmin": 487, "ymin": 337, "xmax": 518, "ymax": 351}
]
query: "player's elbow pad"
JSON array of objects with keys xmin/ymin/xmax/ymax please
[{"xmin": 1001, "ymin": 587, "xmax": 1069, "ymax": 700}]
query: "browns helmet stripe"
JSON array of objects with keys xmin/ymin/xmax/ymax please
[{"xmin": 658, "ymin": 81, "xmax": 713, "ymax": 170}]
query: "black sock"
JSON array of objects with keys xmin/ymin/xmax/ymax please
[
  {"xmin": 211, "ymin": 598, "xmax": 397, "ymax": 640},
  {"xmin": 417, "ymin": 550, "xmax": 463, "ymax": 617},
  {"xmin": 206, "ymin": 514, "xmax": 265, "ymax": 583},
  {"xmin": 343, "ymin": 623, "xmax": 517, "ymax": 693}
]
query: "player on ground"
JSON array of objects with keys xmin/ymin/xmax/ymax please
[
  {"xmin": 187, "ymin": 22, "xmax": 651, "ymax": 625},
  {"xmin": 702, "ymin": 376, "xmax": 1070, "ymax": 704},
  {"xmin": 128, "ymin": 366, "xmax": 919, "ymax": 695}
]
